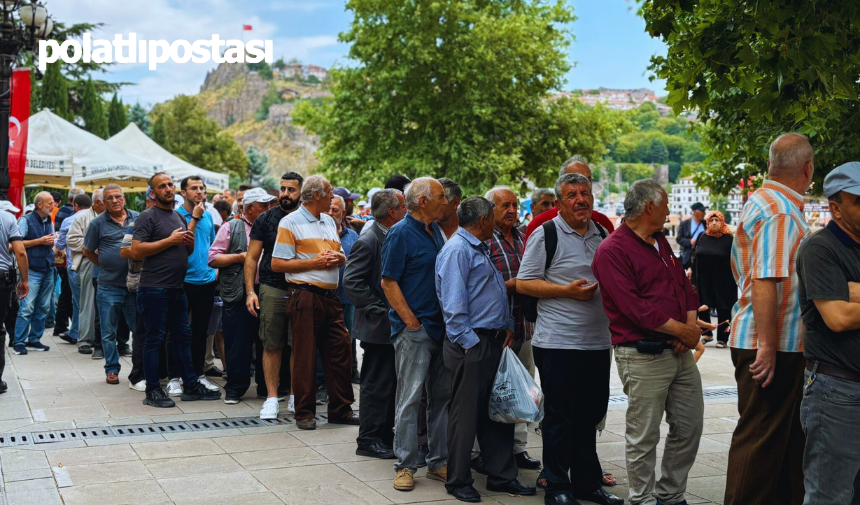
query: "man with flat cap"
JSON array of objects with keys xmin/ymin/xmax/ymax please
[{"xmin": 796, "ymin": 161, "xmax": 860, "ymax": 505}]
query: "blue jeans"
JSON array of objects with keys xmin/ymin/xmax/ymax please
[
  {"xmin": 96, "ymin": 284, "xmax": 136, "ymax": 375},
  {"xmin": 801, "ymin": 368, "xmax": 860, "ymax": 505},
  {"xmin": 67, "ymin": 269, "xmax": 80, "ymax": 341},
  {"xmin": 137, "ymin": 287, "xmax": 198, "ymax": 393},
  {"xmin": 14, "ymin": 269, "xmax": 54, "ymax": 346}
]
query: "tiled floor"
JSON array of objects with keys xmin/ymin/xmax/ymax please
[{"xmin": 0, "ymin": 332, "xmax": 737, "ymax": 504}]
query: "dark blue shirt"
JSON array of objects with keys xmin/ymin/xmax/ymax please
[
  {"xmin": 381, "ymin": 212, "xmax": 445, "ymax": 341},
  {"xmin": 84, "ymin": 209, "xmax": 139, "ymax": 287},
  {"xmin": 337, "ymin": 226, "xmax": 359, "ymax": 305}
]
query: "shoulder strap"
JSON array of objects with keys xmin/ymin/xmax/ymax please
[
  {"xmin": 542, "ymin": 220, "xmax": 557, "ymax": 272},
  {"xmin": 595, "ymin": 222, "xmax": 607, "ymax": 240}
]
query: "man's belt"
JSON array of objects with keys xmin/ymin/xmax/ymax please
[
  {"xmin": 475, "ymin": 328, "xmax": 506, "ymax": 340},
  {"xmin": 617, "ymin": 339, "xmax": 674, "ymax": 354},
  {"xmin": 286, "ymin": 282, "xmax": 338, "ymax": 299},
  {"xmin": 807, "ymin": 359, "xmax": 860, "ymax": 383}
]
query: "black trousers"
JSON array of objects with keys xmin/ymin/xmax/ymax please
[
  {"xmin": 533, "ymin": 346, "xmax": 610, "ymax": 498},
  {"xmin": 184, "ymin": 281, "xmax": 216, "ymax": 376},
  {"xmin": 357, "ymin": 341, "xmax": 397, "ymax": 447},
  {"xmin": 129, "ymin": 308, "xmax": 146, "ymax": 384},
  {"xmin": 223, "ymin": 299, "xmax": 257, "ymax": 398},
  {"xmin": 715, "ymin": 308, "xmax": 731, "ymax": 344},
  {"xmin": 443, "ymin": 335, "xmax": 517, "ymax": 490},
  {"xmin": 0, "ymin": 284, "xmax": 13, "ymax": 382},
  {"xmin": 54, "ymin": 267, "xmax": 72, "ymax": 334}
]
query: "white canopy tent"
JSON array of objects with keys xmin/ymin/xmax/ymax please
[
  {"xmin": 25, "ymin": 109, "xmax": 161, "ymax": 192},
  {"xmin": 108, "ymin": 123, "xmax": 230, "ymax": 194}
]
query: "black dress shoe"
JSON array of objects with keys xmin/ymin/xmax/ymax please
[
  {"xmin": 448, "ymin": 485, "xmax": 481, "ymax": 503},
  {"xmin": 205, "ymin": 366, "xmax": 224, "ymax": 378},
  {"xmin": 575, "ymin": 488, "xmax": 624, "ymax": 505},
  {"xmin": 515, "ymin": 451, "xmax": 541, "ymax": 469},
  {"xmin": 0, "ymin": 381, "xmax": 7, "ymax": 394},
  {"xmin": 356, "ymin": 442, "xmax": 395, "ymax": 459},
  {"xmin": 545, "ymin": 493, "xmax": 580, "ymax": 505},
  {"xmin": 78, "ymin": 345, "xmax": 93, "ymax": 355},
  {"xmin": 486, "ymin": 479, "xmax": 536, "ymax": 496},
  {"xmin": 470, "ymin": 455, "xmax": 487, "ymax": 475},
  {"xmin": 58, "ymin": 334, "xmax": 77, "ymax": 345},
  {"xmin": 416, "ymin": 444, "xmax": 429, "ymax": 468}
]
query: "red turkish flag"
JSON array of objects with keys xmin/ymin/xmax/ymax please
[
  {"xmin": 243, "ymin": 25, "xmax": 252, "ymax": 31},
  {"xmin": 9, "ymin": 69, "xmax": 29, "ymax": 217}
]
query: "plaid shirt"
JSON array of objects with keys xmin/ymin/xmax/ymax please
[{"xmin": 486, "ymin": 226, "xmax": 532, "ymax": 342}]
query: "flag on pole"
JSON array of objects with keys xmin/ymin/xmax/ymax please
[{"xmin": 243, "ymin": 25, "xmax": 253, "ymax": 31}]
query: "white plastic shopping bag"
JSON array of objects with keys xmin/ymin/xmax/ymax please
[{"xmin": 489, "ymin": 347, "xmax": 544, "ymax": 424}]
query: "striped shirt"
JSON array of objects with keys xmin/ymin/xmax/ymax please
[
  {"xmin": 272, "ymin": 205, "xmax": 342, "ymax": 290},
  {"xmin": 729, "ymin": 180, "xmax": 810, "ymax": 352}
]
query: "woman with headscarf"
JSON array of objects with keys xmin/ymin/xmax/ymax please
[{"xmin": 692, "ymin": 211, "xmax": 737, "ymax": 348}]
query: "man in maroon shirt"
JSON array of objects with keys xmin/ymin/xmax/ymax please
[
  {"xmin": 525, "ymin": 156, "xmax": 614, "ymax": 240},
  {"xmin": 592, "ymin": 179, "xmax": 703, "ymax": 505}
]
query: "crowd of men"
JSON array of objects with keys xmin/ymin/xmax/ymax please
[{"xmin": 0, "ymin": 131, "xmax": 858, "ymax": 505}]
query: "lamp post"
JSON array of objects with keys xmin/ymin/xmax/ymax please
[{"xmin": 0, "ymin": 0, "xmax": 51, "ymax": 201}]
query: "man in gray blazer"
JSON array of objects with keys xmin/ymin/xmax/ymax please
[{"xmin": 344, "ymin": 189, "xmax": 407, "ymax": 459}]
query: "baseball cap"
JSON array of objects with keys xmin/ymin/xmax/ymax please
[
  {"xmin": 0, "ymin": 200, "xmax": 20, "ymax": 213},
  {"xmin": 367, "ymin": 187, "xmax": 382, "ymax": 203},
  {"xmin": 824, "ymin": 162, "xmax": 860, "ymax": 199},
  {"xmin": 333, "ymin": 187, "xmax": 361, "ymax": 201},
  {"xmin": 146, "ymin": 188, "xmax": 155, "ymax": 200},
  {"xmin": 691, "ymin": 202, "xmax": 707, "ymax": 212},
  {"xmin": 243, "ymin": 187, "xmax": 276, "ymax": 205},
  {"xmin": 357, "ymin": 200, "xmax": 368, "ymax": 207}
]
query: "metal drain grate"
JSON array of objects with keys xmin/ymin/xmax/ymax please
[
  {"xmin": 608, "ymin": 387, "xmax": 737, "ymax": 405},
  {"xmin": 0, "ymin": 416, "xmax": 294, "ymax": 448}
]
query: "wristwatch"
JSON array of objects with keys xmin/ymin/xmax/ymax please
[{"xmin": 191, "ymin": 216, "xmax": 201, "ymax": 221}]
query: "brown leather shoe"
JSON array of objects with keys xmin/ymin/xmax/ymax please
[
  {"xmin": 106, "ymin": 373, "xmax": 119, "ymax": 385},
  {"xmin": 328, "ymin": 411, "xmax": 360, "ymax": 425},
  {"xmin": 296, "ymin": 418, "xmax": 317, "ymax": 430}
]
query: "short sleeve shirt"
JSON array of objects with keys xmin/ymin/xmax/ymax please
[
  {"xmin": 798, "ymin": 222, "xmax": 860, "ymax": 373},
  {"xmin": 518, "ymin": 216, "xmax": 610, "ymax": 350},
  {"xmin": 176, "ymin": 206, "xmax": 217, "ymax": 285},
  {"xmin": 272, "ymin": 205, "xmax": 341, "ymax": 289},
  {"xmin": 730, "ymin": 180, "xmax": 810, "ymax": 351},
  {"xmin": 381, "ymin": 213, "xmax": 446, "ymax": 340},
  {"xmin": 249, "ymin": 206, "xmax": 290, "ymax": 291},
  {"xmin": 84, "ymin": 209, "xmax": 139, "ymax": 287},
  {"xmin": 0, "ymin": 211, "xmax": 22, "ymax": 271},
  {"xmin": 133, "ymin": 206, "xmax": 189, "ymax": 289}
]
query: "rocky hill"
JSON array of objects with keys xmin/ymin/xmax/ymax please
[{"xmin": 193, "ymin": 62, "xmax": 328, "ymax": 177}]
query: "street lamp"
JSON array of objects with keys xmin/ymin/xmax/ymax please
[{"xmin": 0, "ymin": 0, "xmax": 51, "ymax": 201}]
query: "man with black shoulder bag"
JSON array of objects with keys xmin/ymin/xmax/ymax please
[{"xmin": 592, "ymin": 179, "xmax": 703, "ymax": 505}]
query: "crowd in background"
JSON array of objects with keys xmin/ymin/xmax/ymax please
[{"xmin": 0, "ymin": 132, "xmax": 858, "ymax": 505}]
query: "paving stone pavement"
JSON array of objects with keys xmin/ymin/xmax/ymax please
[{"xmin": 0, "ymin": 331, "xmax": 737, "ymax": 504}]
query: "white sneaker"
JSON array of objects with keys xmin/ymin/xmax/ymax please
[
  {"xmin": 166, "ymin": 378, "xmax": 183, "ymax": 397},
  {"xmin": 198, "ymin": 376, "xmax": 220, "ymax": 392},
  {"xmin": 260, "ymin": 398, "xmax": 279, "ymax": 420},
  {"xmin": 287, "ymin": 395, "xmax": 295, "ymax": 413},
  {"xmin": 128, "ymin": 380, "xmax": 146, "ymax": 392}
]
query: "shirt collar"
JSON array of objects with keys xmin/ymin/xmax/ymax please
[
  {"xmin": 492, "ymin": 226, "xmax": 523, "ymax": 244},
  {"xmin": 827, "ymin": 220, "xmax": 860, "ymax": 247},
  {"xmin": 297, "ymin": 205, "xmax": 318, "ymax": 223},
  {"xmin": 762, "ymin": 180, "xmax": 805, "ymax": 212},
  {"xmin": 376, "ymin": 221, "xmax": 390, "ymax": 234},
  {"xmin": 554, "ymin": 215, "xmax": 598, "ymax": 238},
  {"xmin": 454, "ymin": 227, "xmax": 487, "ymax": 252}
]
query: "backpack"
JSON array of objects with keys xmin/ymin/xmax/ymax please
[{"xmin": 522, "ymin": 219, "xmax": 607, "ymax": 323}]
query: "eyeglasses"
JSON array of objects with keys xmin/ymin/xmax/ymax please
[{"xmin": 104, "ymin": 196, "xmax": 124, "ymax": 202}]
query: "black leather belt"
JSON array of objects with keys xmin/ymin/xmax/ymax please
[
  {"xmin": 807, "ymin": 359, "xmax": 860, "ymax": 383},
  {"xmin": 475, "ymin": 328, "xmax": 506, "ymax": 340},
  {"xmin": 286, "ymin": 282, "xmax": 338, "ymax": 299}
]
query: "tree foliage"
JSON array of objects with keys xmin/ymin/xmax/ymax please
[
  {"xmin": 294, "ymin": 0, "xmax": 622, "ymax": 195},
  {"xmin": 129, "ymin": 103, "xmax": 152, "ymax": 135},
  {"xmin": 255, "ymin": 85, "xmax": 286, "ymax": 121},
  {"xmin": 80, "ymin": 78, "xmax": 108, "ymax": 139},
  {"xmin": 152, "ymin": 95, "xmax": 248, "ymax": 180},
  {"xmin": 40, "ymin": 61, "xmax": 69, "ymax": 120},
  {"xmin": 640, "ymin": 0, "xmax": 860, "ymax": 194},
  {"xmin": 107, "ymin": 93, "xmax": 128, "ymax": 136},
  {"xmin": 247, "ymin": 61, "xmax": 273, "ymax": 80},
  {"xmin": 246, "ymin": 145, "xmax": 276, "ymax": 189}
]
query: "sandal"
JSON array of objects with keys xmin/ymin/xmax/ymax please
[
  {"xmin": 536, "ymin": 469, "xmax": 546, "ymax": 489},
  {"xmin": 602, "ymin": 471, "xmax": 616, "ymax": 486},
  {"xmin": 716, "ymin": 341, "xmax": 727, "ymax": 348},
  {"xmin": 701, "ymin": 336, "xmax": 714, "ymax": 343}
]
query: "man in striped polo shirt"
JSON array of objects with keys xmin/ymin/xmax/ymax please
[
  {"xmin": 725, "ymin": 133, "xmax": 814, "ymax": 505},
  {"xmin": 271, "ymin": 175, "xmax": 359, "ymax": 431}
]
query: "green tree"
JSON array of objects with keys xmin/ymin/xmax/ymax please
[
  {"xmin": 129, "ymin": 103, "xmax": 152, "ymax": 135},
  {"xmin": 617, "ymin": 163, "xmax": 655, "ymax": 183},
  {"xmin": 255, "ymin": 84, "xmax": 285, "ymax": 121},
  {"xmin": 641, "ymin": 0, "xmax": 860, "ymax": 194},
  {"xmin": 107, "ymin": 93, "xmax": 128, "ymax": 136},
  {"xmin": 151, "ymin": 114, "xmax": 169, "ymax": 150},
  {"xmin": 80, "ymin": 78, "xmax": 108, "ymax": 138},
  {"xmin": 247, "ymin": 61, "xmax": 273, "ymax": 80},
  {"xmin": 649, "ymin": 139, "xmax": 669, "ymax": 164},
  {"xmin": 246, "ymin": 146, "xmax": 269, "ymax": 185},
  {"xmin": 293, "ymin": 0, "xmax": 579, "ymax": 195},
  {"xmin": 39, "ymin": 61, "xmax": 69, "ymax": 119},
  {"xmin": 152, "ymin": 95, "xmax": 248, "ymax": 180},
  {"xmin": 273, "ymin": 58, "xmax": 286, "ymax": 71}
]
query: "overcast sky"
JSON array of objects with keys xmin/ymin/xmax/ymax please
[{"xmin": 51, "ymin": 0, "xmax": 667, "ymax": 107}]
